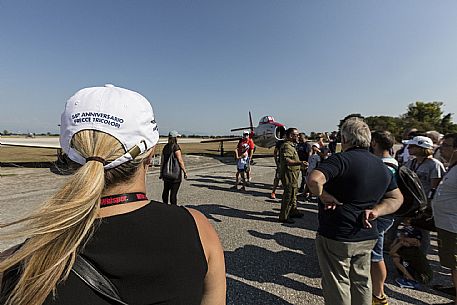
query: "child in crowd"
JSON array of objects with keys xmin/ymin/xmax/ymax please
[
  {"xmin": 235, "ymin": 143, "xmax": 250, "ymax": 191},
  {"xmin": 306, "ymin": 147, "xmax": 329, "ymax": 201},
  {"xmin": 307, "ymin": 146, "xmax": 330, "ymax": 173},
  {"xmin": 389, "ymin": 218, "xmax": 433, "ymax": 289}
]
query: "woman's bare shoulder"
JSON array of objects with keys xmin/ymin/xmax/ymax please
[{"xmin": 186, "ymin": 208, "xmax": 212, "ymax": 231}]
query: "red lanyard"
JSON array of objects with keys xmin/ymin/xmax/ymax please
[{"xmin": 100, "ymin": 192, "xmax": 148, "ymax": 208}]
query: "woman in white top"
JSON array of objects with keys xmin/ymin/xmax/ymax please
[{"xmin": 404, "ymin": 135, "xmax": 446, "ymax": 254}]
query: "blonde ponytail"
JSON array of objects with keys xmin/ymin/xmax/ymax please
[{"xmin": 0, "ymin": 130, "xmax": 148, "ymax": 305}]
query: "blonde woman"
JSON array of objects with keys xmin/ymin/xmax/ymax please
[{"xmin": 0, "ymin": 85, "xmax": 226, "ymax": 305}]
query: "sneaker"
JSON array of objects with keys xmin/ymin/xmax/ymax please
[
  {"xmin": 395, "ymin": 277, "xmax": 419, "ymax": 289},
  {"xmin": 411, "ymin": 280, "xmax": 420, "ymax": 289},
  {"xmin": 270, "ymin": 192, "xmax": 276, "ymax": 199},
  {"xmin": 372, "ymin": 294, "xmax": 388, "ymax": 305},
  {"xmin": 230, "ymin": 185, "xmax": 238, "ymax": 190}
]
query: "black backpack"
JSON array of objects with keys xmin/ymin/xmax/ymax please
[{"xmin": 385, "ymin": 163, "xmax": 428, "ymax": 217}]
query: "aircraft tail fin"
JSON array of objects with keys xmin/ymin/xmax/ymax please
[
  {"xmin": 230, "ymin": 111, "xmax": 254, "ymax": 132},
  {"xmin": 249, "ymin": 111, "xmax": 254, "ymax": 131}
]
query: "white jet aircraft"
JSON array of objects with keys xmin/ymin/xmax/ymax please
[{"xmin": 201, "ymin": 112, "xmax": 286, "ymax": 155}]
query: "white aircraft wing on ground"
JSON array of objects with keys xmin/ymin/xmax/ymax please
[
  {"xmin": 0, "ymin": 137, "xmax": 204, "ymax": 150},
  {"xmin": 0, "ymin": 138, "xmax": 61, "ymax": 149},
  {"xmin": 200, "ymin": 137, "xmax": 242, "ymax": 144}
]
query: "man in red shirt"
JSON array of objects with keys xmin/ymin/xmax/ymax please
[{"xmin": 235, "ymin": 131, "xmax": 255, "ymax": 184}]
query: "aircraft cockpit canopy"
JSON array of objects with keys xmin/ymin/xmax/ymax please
[{"xmin": 259, "ymin": 116, "xmax": 275, "ymax": 124}]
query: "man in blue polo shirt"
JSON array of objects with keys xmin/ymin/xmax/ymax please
[{"xmin": 308, "ymin": 118, "xmax": 403, "ymax": 305}]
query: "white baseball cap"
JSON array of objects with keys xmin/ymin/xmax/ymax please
[
  {"xmin": 404, "ymin": 136, "xmax": 433, "ymax": 149},
  {"xmin": 168, "ymin": 130, "xmax": 181, "ymax": 137},
  {"xmin": 243, "ymin": 130, "xmax": 250, "ymax": 135},
  {"xmin": 60, "ymin": 84, "xmax": 159, "ymax": 169}
]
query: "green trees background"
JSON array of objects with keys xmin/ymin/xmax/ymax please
[{"xmin": 339, "ymin": 101, "xmax": 457, "ymax": 141}]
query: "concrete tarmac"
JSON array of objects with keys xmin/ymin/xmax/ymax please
[{"xmin": 0, "ymin": 155, "xmax": 454, "ymax": 304}]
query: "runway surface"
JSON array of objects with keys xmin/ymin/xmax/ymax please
[{"xmin": 0, "ymin": 155, "xmax": 454, "ymax": 304}]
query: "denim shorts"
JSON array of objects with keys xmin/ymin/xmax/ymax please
[{"xmin": 371, "ymin": 216, "xmax": 395, "ymax": 262}]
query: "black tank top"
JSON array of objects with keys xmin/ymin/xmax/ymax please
[{"xmin": 43, "ymin": 201, "xmax": 208, "ymax": 305}]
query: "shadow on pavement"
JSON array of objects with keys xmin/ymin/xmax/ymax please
[
  {"xmin": 298, "ymin": 202, "xmax": 319, "ymax": 211},
  {"xmin": 227, "ymin": 277, "xmax": 294, "ymax": 305},
  {"xmin": 187, "ymin": 204, "xmax": 278, "ymax": 223},
  {"xmin": 225, "ymin": 244, "xmax": 322, "ymax": 297},
  {"xmin": 384, "ymin": 285, "xmax": 436, "ymax": 305},
  {"xmin": 247, "ymin": 230, "xmax": 315, "ymax": 253},
  {"xmin": 190, "ymin": 183, "xmax": 273, "ymax": 199},
  {"xmin": 187, "ymin": 175, "xmax": 233, "ymax": 185},
  {"xmin": 270, "ymin": 207, "xmax": 318, "ymax": 232},
  {"xmin": 189, "ymin": 203, "xmax": 319, "ymax": 232},
  {"xmin": 189, "ymin": 174, "xmax": 274, "ymax": 192}
]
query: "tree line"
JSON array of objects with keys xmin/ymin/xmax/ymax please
[{"xmin": 337, "ymin": 101, "xmax": 457, "ymax": 141}]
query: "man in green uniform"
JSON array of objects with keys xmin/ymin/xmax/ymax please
[{"xmin": 279, "ymin": 128, "xmax": 308, "ymax": 224}]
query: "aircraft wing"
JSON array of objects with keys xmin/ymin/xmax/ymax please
[
  {"xmin": 200, "ymin": 137, "xmax": 241, "ymax": 144},
  {"xmin": 0, "ymin": 138, "xmax": 61, "ymax": 149},
  {"xmin": 0, "ymin": 137, "xmax": 205, "ymax": 150}
]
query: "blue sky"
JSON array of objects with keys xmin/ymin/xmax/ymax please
[{"xmin": 1, "ymin": 0, "xmax": 456, "ymax": 135}]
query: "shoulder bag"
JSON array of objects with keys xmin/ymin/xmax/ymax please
[
  {"xmin": 1, "ymin": 244, "xmax": 128, "ymax": 305},
  {"xmin": 72, "ymin": 255, "xmax": 128, "ymax": 305}
]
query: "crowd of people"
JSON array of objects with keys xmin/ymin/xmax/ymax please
[
  {"xmin": 0, "ymin": 84, "xmax": 456, "ymax": 305},
  {"xmin": 247, "ymin": 118, "xmax": 456, "ymax": 305}
]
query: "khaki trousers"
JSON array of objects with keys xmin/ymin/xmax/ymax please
[
  {"xmin": 315, "ymin": 234, "xmax": 376, "ymax": 305},
  {"xmin": 279, "ymin": 180, "xmax": 298, "ymax": 221}
]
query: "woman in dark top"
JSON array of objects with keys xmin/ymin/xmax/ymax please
[
  {"xmin": 0, "ymin": 85, "xmax": 226, "ymax": 305},
  {"xmin": 160, "ymin": 131, "xmax": 188, "ymax": 205}
]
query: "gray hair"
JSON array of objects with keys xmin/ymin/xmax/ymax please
[
  {"xmin": 341, "ymin": 117, "xmax": 371, "ymax": 148},
  {"xmin": 425, "ymin": 130, "xmax": 443, "ymax": 144}
]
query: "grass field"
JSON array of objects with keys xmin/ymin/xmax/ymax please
[{"xmin": 0, "ymin": 141, "xmax": 274, "ymax": 163}]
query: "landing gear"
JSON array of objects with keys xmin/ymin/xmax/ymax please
[{"xmin": 219, "ymin": 141, "xmax": 224, "ymax": 157}]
